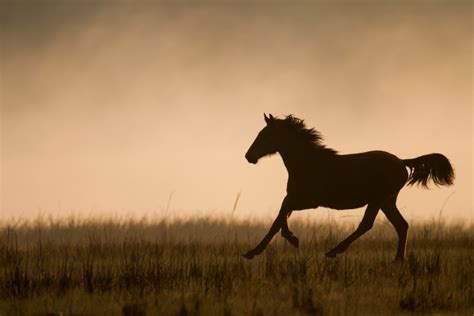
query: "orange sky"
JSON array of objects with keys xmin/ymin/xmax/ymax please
[{"xmin": 1, "ymin": 1, "xmax": 472, "ymax": 223}]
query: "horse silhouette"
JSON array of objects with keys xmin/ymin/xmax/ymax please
[{"xmin": 243, "ymin": 114, "xmax": 454, "ymax": 261}]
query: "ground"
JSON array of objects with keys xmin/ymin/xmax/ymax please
[{"xmin": 0, "ymin": 217, "xmax": 472, "ymax": 315}]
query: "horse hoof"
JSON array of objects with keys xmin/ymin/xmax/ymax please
[
  {"xmin": 288, "ymin": 236, "xmax": 299, "ymax": 248},
  {"xmin": 243, "ymin": 251, "xmax": 255, "ymax": 260}
]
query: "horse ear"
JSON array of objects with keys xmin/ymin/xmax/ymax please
[{"xmin": 264, "ymin": 113, "xmax": 275, "ymax": 125}]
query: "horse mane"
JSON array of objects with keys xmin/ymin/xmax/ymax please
[{"xmin": 278, "ymin": 115, "xmax": 337, "ymax": 154}]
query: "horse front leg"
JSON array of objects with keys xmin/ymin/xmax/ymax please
[
  {"xmin": 281, "ymin": 211, "xmax": 299, "ymax": 248},
  {"xmin": 243, "ymin": 196, "xmax": 292, "ymax": 259}
]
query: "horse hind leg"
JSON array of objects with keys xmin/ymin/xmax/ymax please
[
  {"xmin": 281, "ymin": 211, "xmax": 299, "ymax": 248},
  {"xmin": 326, "ymin": 203, "xmax": 379, "ymax": 258},
  {"xmin": 381, "ymin": 196, "xmax": 409, "ymax": 261}
]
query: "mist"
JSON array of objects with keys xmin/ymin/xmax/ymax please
[{"xmin": 1, "ymin": 1, "xmax": 472, "ymax": 222}]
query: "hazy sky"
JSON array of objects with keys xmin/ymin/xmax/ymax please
[{"xmin": 1, "ymin": 1, "xmax": 472, "ymax": 223}]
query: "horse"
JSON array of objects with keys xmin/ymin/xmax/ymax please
[{"xmin": 243, "ymin": 114, "xmax": 454, "ymax": 261}]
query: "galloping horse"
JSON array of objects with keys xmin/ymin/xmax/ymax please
[{"xmin": 243, "ymin": 114, "xmax": 454, "ymax": 261}]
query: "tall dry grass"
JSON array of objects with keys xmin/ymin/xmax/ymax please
[{"xmin": 0, "ymin": 217, "xmax": 472, "ymax": 315}]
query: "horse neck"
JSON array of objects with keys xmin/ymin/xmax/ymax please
[{"xmin": 278, "ymin": 141, "xmax": 328, "ymax": 173}]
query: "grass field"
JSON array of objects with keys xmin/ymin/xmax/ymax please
[{"xmin": 0, "ymin": 216, "xmax": 472, "ymax": 315}]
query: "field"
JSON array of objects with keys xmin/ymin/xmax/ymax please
[{"xmin": 0, "ymin": 216, "xmax": 472, "ymax": 315}]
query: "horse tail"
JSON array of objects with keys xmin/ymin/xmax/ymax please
[{"xmin": 403, "ymin": 153, "xmax": 454, "ymax": 188}]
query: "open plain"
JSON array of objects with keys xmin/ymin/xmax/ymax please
[{"xmin": 0, "ymin": 217, "xmax": 472, "ymax": 315}]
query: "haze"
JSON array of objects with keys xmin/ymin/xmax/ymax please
[{"xmin": 1, "ymin": 1, "xmax": 472, "ymax": 223}]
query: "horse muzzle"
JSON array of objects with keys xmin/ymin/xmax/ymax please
[{"xmin": 245, "ymin": 152, "xmax": 258, "ymax": 164}]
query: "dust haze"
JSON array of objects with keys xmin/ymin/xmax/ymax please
[{"xmin": 1, "ymin": 1, "xmax": 472, "ymax": 222}]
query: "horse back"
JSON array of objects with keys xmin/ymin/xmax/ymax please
[{"xmin": 287, "ymin": 150, "xmax": 408, "ymax": 210}]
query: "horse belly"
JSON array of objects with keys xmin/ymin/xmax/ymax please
[
  {"xmin": 320, "ymin": 185, "xmax": 370, "ymax": 210},
  {"xmin": 287, "ymin": 150, "xmax": 407, "ymax": 211},
  {"xmin": 288, "ymin": 180, "xmax": 369, "ymax": 210}
]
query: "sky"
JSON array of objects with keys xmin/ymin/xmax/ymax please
[{"xmin": 1, "ymin": 1, "xmax": 472, "ymax": 223}]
